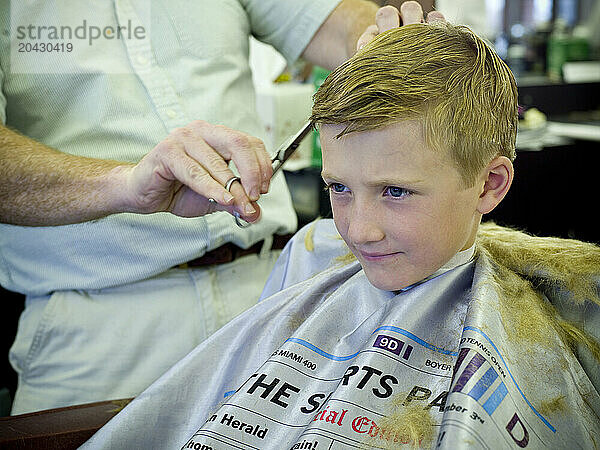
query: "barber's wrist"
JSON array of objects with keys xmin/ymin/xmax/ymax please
[{"xmin": 106, "ymin": 163, "xmax": 145, "ymax": 215}]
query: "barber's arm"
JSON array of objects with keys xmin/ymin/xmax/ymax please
[
  {"xmin": 0, "ymin": 1, "xmax": 443, "ymax": 228},
  {"xmin": 303, "ymin": 0, "xmax": 444, "ymax": 70},
  {"xmin": 0, "ymin": 121, "xmax": 270, "ymax": 226}
]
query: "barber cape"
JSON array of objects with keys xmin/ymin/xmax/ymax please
[{"xmin": 83, "ymin": 220, "xmax": 600, "ymax": 449}]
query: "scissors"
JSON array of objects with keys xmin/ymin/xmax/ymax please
[{"xmin": 233, "ymin": 120, "xmax": 313, "ymax": 227}]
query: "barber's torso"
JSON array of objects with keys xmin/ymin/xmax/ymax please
[{"xmin": 0, "ymin": 0, "xmax": 341, "ymax": 294}]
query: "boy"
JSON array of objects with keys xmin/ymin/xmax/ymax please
[{"xmin": 83, "ymin": 23, "xmax": 600, "ymax": 449}]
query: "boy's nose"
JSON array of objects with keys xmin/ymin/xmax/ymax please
[{"xmin": 346, "ymin": 203, "xmax": 385, "ymax": 245}]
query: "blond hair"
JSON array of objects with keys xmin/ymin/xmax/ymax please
[{"xmin": 310, "ymin": 22, "xmax": 518, "ymax": 186}]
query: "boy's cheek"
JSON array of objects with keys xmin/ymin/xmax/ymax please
[{"xmin": 332, "ymin": 213, "xmax": 349, "ymax": 243}]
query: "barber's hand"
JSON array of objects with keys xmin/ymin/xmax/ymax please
[
  {"xmin": 125, "ymin": 120, "xmax": 272, "ymax": 223},
  {"xmin": 356, "ymin": 1, "xmax": 445, "ymax": 51}
]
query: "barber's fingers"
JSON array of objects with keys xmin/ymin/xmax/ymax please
[
  {"xmin": 399, "ymin": 1, "xmax": 424, "ymax": 25},
  {"xmin": 356, "ymin": 25, "xmax": 379, "ymax": 51},
  {"xmin": 356, "ymin": 3, "xmax": 446, "ymax": 51},
  {"xmin": 133, "ymin": 122, "xmax": 265, "ymax": 222},
  {"xmin": 356, "ymin": 6, "xmax": 401, "ymax": 50},
  {"xmin": 140, "ymin": 140, "xmax": 224, "ymax": 208},
  {"xmin": 373, "ymin": 3, "xmax": 423, "ymax": 29},
  {"xmin": 426, "ymin": 10, "xmax": 445, "ymax": 23},
  {"xmin": 167, "ymin": 184, "xmax": 261, "ymax": 223},
  {"xmin": 401, "ymin": 2, "xmax": 446, "ymax": 24},
  {"xmin": 188, "ymin": 120, "xmax": 272, "ymax": 200},
  {"xmin": 168, "ymin": 123, "xmax": 266, "ymax": 221},
  {"xmin": 185, "ymin": 179, "xmax": 261, "ymax": 223},
  {"xmin": 376, "ymin": 5, "xmax": 401, "ymax": 32},
  {"xmin": 221, "ymin": 180, "xmax": 261, "ymax": 222},
  {"xmin": 399, "ymin": 2, "xmax": 446, "ymax": 25}
]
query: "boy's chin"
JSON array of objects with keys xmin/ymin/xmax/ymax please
[
  {"xmin": 363, "ymin": 271, "xmax": 419, "ymax": 292},
  {"xmin": 358, "ymin": 255, "xmax": 437, "ymax": 292}
]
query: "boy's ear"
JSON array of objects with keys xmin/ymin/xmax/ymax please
[{"xmin": 476, "ymin": 156, "xmax": 514, "ymax": 215}]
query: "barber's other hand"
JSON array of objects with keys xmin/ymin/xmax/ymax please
[
  {"xmin": 356, "ymin": 1, "xmax": 445, "ymax": 51},
  {"xmin": 124, "ymin": 121, "xmax": 272, "ymax": 223}
]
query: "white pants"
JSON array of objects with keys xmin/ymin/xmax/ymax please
[{"xmin": 9, "ymin": 251, "xmax": 280, "ymax": 415}]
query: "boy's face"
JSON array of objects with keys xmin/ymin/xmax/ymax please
[{"xmin": 320, "ymin": 121, "xmax": 483, "ymax": 291}]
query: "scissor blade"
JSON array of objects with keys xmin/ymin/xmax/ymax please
[{"xmin": 271, "ymin": 121, "xmax": 313, "ymax": 176}]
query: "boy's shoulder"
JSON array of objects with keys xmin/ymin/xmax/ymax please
[{"xmin": 261, "ymin": 219, "xmax": 355, "ymax": 298}]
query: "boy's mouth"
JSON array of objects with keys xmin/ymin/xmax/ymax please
[{"xmin": 356, "ymin": 250, "xmax": 403, "ymax": 262}]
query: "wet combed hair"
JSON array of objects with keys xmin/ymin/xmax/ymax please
[{"xmin": 310, "ymin": 22, "xmax": 518, "ymax": 187}]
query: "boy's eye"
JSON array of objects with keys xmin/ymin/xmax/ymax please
[
  {"xmin": 384, "ymin": 186, "xmax": 411, "ymax": 198},
  {"xmin": 328, "ymin": 182, "xmax": 348, "ymax": 193}
]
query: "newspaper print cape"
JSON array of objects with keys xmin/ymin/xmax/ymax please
[{"xmin": 83, "ymin": 220, "xmax": 600, "ymax": 449}]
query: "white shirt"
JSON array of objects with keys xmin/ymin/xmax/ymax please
[{"xmin": 0, "ymin": 0, "xmax": 340, "ymax": 295}]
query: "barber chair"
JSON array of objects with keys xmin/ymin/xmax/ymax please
[
  {"xmin": 0, "ymin": 287, "xmax": 130, "ymax": 449},
  {"xmin": 0, "ymin": 398, "xmax": 132, "ymax": 449}
]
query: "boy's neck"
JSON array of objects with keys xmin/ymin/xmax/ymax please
[{"xmin": 397, "ymin": 244, "xmax": 476, "ymax": 293}]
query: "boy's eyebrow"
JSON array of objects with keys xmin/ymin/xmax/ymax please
[
  {"xmin": 321, "ymin": 171, "xmax": 424, "ymax": 186},
  {"xmin": 320, "ymin": 171, "xmax": 334, "ymax": 180},
  {"xmin": 364, "ymin": 177, "xmax": 425, "ymax": 187}
]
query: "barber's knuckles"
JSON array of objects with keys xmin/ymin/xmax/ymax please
[{"xmin": 154, "ymin": 121, "xmax": 267, "ymax": 199}]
